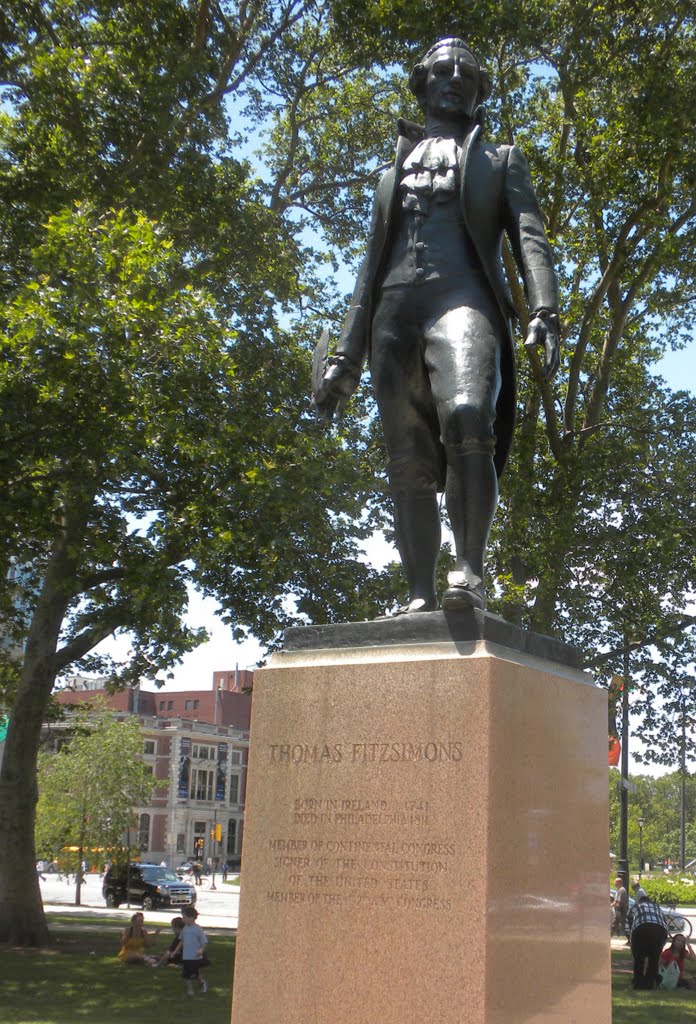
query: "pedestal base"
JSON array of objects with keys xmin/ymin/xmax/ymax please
[{"xmin": 231, "ymin": 634, "xmax": 610, "ymax": 1024}]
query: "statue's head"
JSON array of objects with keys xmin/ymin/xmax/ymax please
[{"xmin": 409, "ymin": 38, "xmax": 492, "ymax": 121}]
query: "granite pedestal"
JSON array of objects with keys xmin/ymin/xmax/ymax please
[{"xmin": 231, "ymin": 611, "xmax": 610, "ymax": 1024}]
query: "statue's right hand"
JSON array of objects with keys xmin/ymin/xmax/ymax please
[{"xmin": 312, "ymin": 357, "xmax": 360, "ymax": 421}]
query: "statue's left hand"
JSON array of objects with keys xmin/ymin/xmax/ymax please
[{"xmin": 525, "ymin": 311, "xmax": 560, "ymax": 381}]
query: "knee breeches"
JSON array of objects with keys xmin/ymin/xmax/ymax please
[{"xmin": 370, "ymin": 280, "xmax": 503, "ymax": 494}]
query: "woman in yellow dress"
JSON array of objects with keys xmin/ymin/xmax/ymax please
[{"xmin": 118, "ymin": 912, "xmax": 160, "ymax": 964}]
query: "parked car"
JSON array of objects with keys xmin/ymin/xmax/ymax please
[{"xmin": 103, "ymin": 862, "xmax": 197, "ymax": 911}]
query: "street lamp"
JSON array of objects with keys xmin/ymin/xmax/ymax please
[{"xmin": 638, "ymin": 816, "xmax": 645, "ymax": 878}]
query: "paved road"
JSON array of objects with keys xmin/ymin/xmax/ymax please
[
  {"xmin": 40, "ymin": 873, "xmax": 696, "ymax": 940},
  {"xmin": 38, "ymin": 871, "xmax": 239, "ymax": 931}
]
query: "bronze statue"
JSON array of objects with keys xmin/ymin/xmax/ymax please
[{"xmin": 314, "ymin": 38, "xmax": 559, "ymax": 615}]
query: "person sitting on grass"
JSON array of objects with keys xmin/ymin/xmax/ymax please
[
  {"xmin": 661, "ymin": 933, "xmax": 696, "ymax": 989},
  {"xmin": 154, "ymin": 917, "xmax": 184, "ymax": 967},
  {"xmin": 117, "ymin": 911, "xmax": 161, "ymax": 965},
  {"xmin": 174, "ymin": 906, "xmax": 209, "ymax": 997}
]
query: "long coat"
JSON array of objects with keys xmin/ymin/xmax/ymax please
[{"xmin": 335, "ymin": 118, "xmax": 559, "ymax": 478}]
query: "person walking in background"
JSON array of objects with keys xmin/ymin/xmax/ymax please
[
  {"xmin": 630, "ymin": 896, "xmax": 668, "ymax": 989},
  {"xmin": 612, "ymin": 877, "xmax": 628, "ymax": 936},
  {"xmin": 631, "ymin": 878, "xmax": 648, "ymax": 904},
  {"xmin": 175, "ymin": 906, "xmax": 209, "ymax": 997},
  {"xmin": 221, "ymin": 861, "xmax": 228, "ymax": 883}
]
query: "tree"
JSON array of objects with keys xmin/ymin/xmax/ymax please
[
  {"xmin": 0, "ymin": 1, "xmax": 394, "ymax": 945},
  {"xmin": 36, "ymin": 699, "xmax": 156, "ymax": 905},
  {"xmin": 609, "ymin": 769, "xmax": 696, "ymax": 868}
]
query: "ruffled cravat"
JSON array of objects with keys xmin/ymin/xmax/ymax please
[{"xmin": 399, "ymin": 137, "xmax": 461, "ymax": 213}]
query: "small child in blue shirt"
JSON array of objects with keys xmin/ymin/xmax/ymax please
[{"xmin": 175, "ymin": 906, "xmax": 209, "ymax": 996}]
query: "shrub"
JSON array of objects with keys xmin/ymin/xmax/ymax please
[{"xmin": 643, "ymin": 877, "xmax": 696, "ymax": 906}]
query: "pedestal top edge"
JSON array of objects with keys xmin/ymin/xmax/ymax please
[
  {"xmin": 281, "ymin": 609, "xmax": 584, "ymax": 670},
  {"xmin": 268, "ymin": 638, "xmax": 594, "ymax": 685}
]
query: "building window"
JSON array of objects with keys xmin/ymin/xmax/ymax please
[
  {"xmin": 193, "ymin": 700, "xmax": 199, "ymax": 710},
  {"xmin": 230, "ymin": 750, "xmax": 242, "ymax": 766},
  {"xmin": 176, "ymin": 834, "xmax": 185, "ymax": 854},
  {"xmin": 192, "ymin": 744, "xmax": 214, "ymax": 760},
  {"xmin": 138, "ymin": 813, "xmax": 150, "ymax": 852},
  {"xmin": 192, "ymin": 769, "xmax": 214, "ymax": 801},
  {"xmin": 185, "ymin": 699, "xmax": 192, "ymax": 711},
  {"xmin": 143, "ymin": 740, "xmax": 156, "ymax": 755},
  {"xmin": 227, "ymin": 819, "xmax": 237, "ymax": 856},
  {"xmin": 229, "ymin": 774, "xmax": 240, "ymax": 804},
  {"xmin": 167, "ymin": 701, "xmax": 174, "ymax": 710}
]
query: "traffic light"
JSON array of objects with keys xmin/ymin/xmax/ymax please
[
  {"xmin": 214, "ymin": 823, "xmax": 222, "ymax": 843},
  {"xmin": 210, "ymin": 827, "xmax": 215, "ymax": 841}
]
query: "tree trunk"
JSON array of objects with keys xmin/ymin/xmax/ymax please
[
  {"xmin": 528, "ymin": 459, "xmax": 583, "ymax": 638},
  {"xmin": 0, "ymin": 498, "xmax": 88, "ymax": 944},
  {"xmin": 0, "ymin": 647, "xmax": 58, "ymax": 944}
]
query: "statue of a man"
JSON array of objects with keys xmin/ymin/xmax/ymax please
[{"xmin": 315, "ymin": 38, "xmax": 559, "ymax": 614}]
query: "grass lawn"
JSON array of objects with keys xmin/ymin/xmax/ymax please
[
  {"xmin": 2, "ymin": 916, "xmax": 234, "ymax": 1023},
  {"xmin": 611, "ymin": 948, "xmax": 696, "ymax": 1023},
  {"xmin": 4, "ymin": 923, "xmax": 696, "ymax": 1022}
]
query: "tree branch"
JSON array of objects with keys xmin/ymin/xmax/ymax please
[
  {"xmin": 73, "ymin": 568, "xmax": 127, "ymax": 595},
  {"xmin": 205, "ymin": 0, "xmax": 309, "ymax": 106},
  {"xmin": 564, "ymin": 192, "xmax": 666, "ymax": 435},
  {"xmin": 53, "ymin": 621, "xmax": 123, "ymax": 673},
  {"xmin": 583, "ymin": 198, "xmax": 696, "ymax": 429},
  {"xmin": 588, "ymin": 615, "xmax": 696, "ymax": 667},
  {"xmin": 268, "ymin": 49, "xmax": 315, "ymax": 212},
  {"xmin": 278, "ymin": 168, "xmax": 385, "ymax": 209},
  {"xmin": 192, "ymin": 0, "xmax": 211, "ymax": 52}
]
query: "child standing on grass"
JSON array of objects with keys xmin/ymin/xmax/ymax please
[{"xmin": 175, "ymin": 906, "xmax": 209, "ymax": 997}]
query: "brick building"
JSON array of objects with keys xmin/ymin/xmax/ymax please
[{"xmin": 49, "ymin": 670, "xmax": 253, "ymax": 868}]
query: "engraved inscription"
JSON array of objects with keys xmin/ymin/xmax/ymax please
[
  {"xmin": 291, "ymin": 797, "xmax": 432, "ymax": 827},
  {"xmin": 265, "ymin": 793, "xmax": 457, "ymax": 912},
  {"xmin": 268, "ymin": 741, "xmax": 463, "ymax": 765}
]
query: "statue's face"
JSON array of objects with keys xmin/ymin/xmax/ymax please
[{"xmin": 423, "ymin": 44, "xmax": 479, "ymax": 121}]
